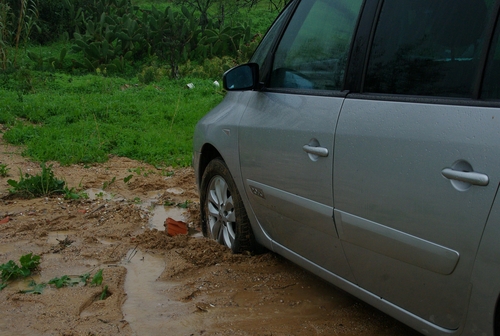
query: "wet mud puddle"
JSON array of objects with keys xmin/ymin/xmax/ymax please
[
  {"xmin": 121, "ymin": 249, "xmax": 207, "ymax": 335},
  {"xmin": 120, "ymin": 192, "xmax": 205, "ymax": 334}
]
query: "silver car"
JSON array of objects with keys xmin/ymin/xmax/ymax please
[{"xmin": 193, "ymin": 0, "xmax": 500, "ymax": 334}]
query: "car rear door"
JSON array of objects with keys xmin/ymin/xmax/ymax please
[
  {"xmin": 238, "ymin": 0, "xmax": 363, "ymax": 278},
  {"xmin": 334, "ymin": 0, "xmax": 500, "ymax": 330}
]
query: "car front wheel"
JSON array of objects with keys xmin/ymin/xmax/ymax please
[{"xmin": 200, "ymin": 158, "xmax": 255, "ymax": 254}]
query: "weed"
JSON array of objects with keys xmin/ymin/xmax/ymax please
[
  {"xmin": 127, "ymin": 167, "xmax": 154, "ymax": 177},
  {"xmin": 19, "ymin": 253, "xmax": 41, "ymax": 270},
  {"xmin": 164, "ymin": 200, "xmax": 175, "ymax": 206},
  {"xmin": 124, "ymin": 174, "xmax": 133, "ymax": 183},
  {"xmin": 20, "ymin": 280, "xmax": 46, "ymax": 294},
  {"xmin": 0, "ymin": 256, "xmax": 106, "ymax": 293},
  {"xmin": 91, "ymin": 269, "xmax": 103, "ymax": 286},
  {"xmin": 177, "ymin": 200, "xmax": 191, "ymax": 209},
  {"xmin": 48, "ymin": 274, "xmax": 88, "ymax": 288},
  {"xmin": 132, "ymin": 197, "xmax": 142, "ymax": 204},
  {"xmin": 80, "ymin": 273, "xmax": 90, "ymax": 283},
  {"xmin": 161, "ymin": 170, "xmax": 175, "ymax": 177},
  {"xmin": 0, "ymin": 260, "xmax": 24, "ymax": 282},
  {"xmin": 128, "ymin": 167, "xmax": 144, "ymax": 175},
  {"xmin": 102, "ymin": 176, "xmax": 116, "ymax": 190},
  {"xmin": 7, "ymin": 163, "xmax": 65, "ymax": 198},
  {"xmin": 0, "ymin": 253, "xmax": 40, "ymax": 289},
  {"xmin": 0, "ymin": 164, "xmax": 10, "ymax": 177},
  {"xmin": 48, "ymin": 275, "xmax": 70, "ymax": 288},
  {"xmin": 100, "ymin": 285, "xmax": 109, "ymax": 300},
  {"xmin": 62, "ymin": 186, "xmax": 88, "ymax": 200}
]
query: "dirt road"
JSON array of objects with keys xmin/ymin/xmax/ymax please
[{"xmin": 0, "ymin": 135, "xmax": 420, "ymax": 335}]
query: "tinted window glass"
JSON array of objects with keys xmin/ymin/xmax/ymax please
[
  {"xmin": 482, "ymin": 18, "xmax": 500, "ymax": 99},
  {"xmin": 269, "ymin": 0, "xmax": 362, "ymax": 90},
  {"xmin": 365, "ymin": 0, "xmax": 491, "ymax": 97}
]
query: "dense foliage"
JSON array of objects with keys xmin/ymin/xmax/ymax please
[{"xmin": 0, "ymin": 0, "xmax": 283, "ymax": 75}]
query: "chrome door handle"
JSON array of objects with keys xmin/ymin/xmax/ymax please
[
  {"xmin": 441, "ymin": 168, "xmax": 489, "ymax": 186},
  {"xmin": 303, "ymin": 145, "xmax": 329, "ymax": 157}
]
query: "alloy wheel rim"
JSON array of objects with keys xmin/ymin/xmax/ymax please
[{"xmin": 206, "ymin": 175, "xmax": 236, "ymax": 249}]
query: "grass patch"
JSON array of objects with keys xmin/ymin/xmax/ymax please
[{"xmin": 1, "ymin": 72, "xmax": 224, "ymax": 166}]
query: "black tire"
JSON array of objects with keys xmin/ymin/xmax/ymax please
[{"xmin": 200, "ymin": 158, "xmax": 256, "ymax": 254}]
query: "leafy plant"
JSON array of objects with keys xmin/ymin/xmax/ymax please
[
  {"xmin": 0, "ymin": 253, "xmax": 40, "ymax": 289},
  {"xmin": 7, "ymin": 163, "xmax": 65, "ymax": 198},
  {"xmin": 123, "ymin": 174, "xmax": 133, "ymax": 183},
  {"xmin": 48, "ymin": 275, "xmax": 71, "ymax": 288},
  {"xmin": 80, "ymin": 273, "xmax": 90, "ymax": 283},
  {"xmin": 0, "ymin": 164, "xmax": 10, "ymax": 177},
  {"xmin": 48, "ymin": 273, "xmax": 90, "ymax": 288},
  {"xmin": 91, "ymin": 269, "xmax": 103, "ymax": 286},
  {"xmin": 62, "ymin": 186, "xmax": 88, "ymax": 200},
  {"xmin": 21, "ymin": 280, "xmax": 46, "ymax": 294},
  {"xmin": 19, "ymin": 253, "xmax": 41, "ymax": 270}
]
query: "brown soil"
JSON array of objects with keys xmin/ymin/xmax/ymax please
[{"xmin": 0, "ymin": 135, "xmax": 421, "ymax": 336}]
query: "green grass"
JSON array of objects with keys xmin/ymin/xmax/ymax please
[
  {"xmin": 0, "ymin": 1, "xmax": 281, "ymax": 168},
  {"xmin": 1, "ymin": 71, "xmax": 224, "ymax": 166}
]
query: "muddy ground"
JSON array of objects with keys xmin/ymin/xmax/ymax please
[{"xmin": 0, "ymin": 134, "xmax": 421, "ymax": 336}]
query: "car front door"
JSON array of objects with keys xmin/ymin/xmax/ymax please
[
  {"xmin": 238, "ymin": 0, "xmax": 362, "ymax": 278},
  {"xmin": 334, "ymin": 0, "xmax": 499, "ymax": 330}
]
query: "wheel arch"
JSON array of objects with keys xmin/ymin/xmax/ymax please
[{"xmin": 197, "ymin": 143, "xmax": 223, "ymax": 188}]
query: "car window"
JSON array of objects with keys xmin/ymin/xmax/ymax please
[
  {"xmin": 250, "ymin": 3, "xmax": 293, "ymax": 82},
  {"xmin": 268, "ymin": 0, "xmax": 363, "ymax": 90},
  {"xmin": 364, "ymin": 0, "xmax": 492, "ymax": 98},
  {"xmin": 482, "ymin": 16, "xmax": 500, "ymax": 100}
]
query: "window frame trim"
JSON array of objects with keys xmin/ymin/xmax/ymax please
[
  {"xmin": 477, "ymin": 0, "xmax": 500, "ymax": 99},
  {"xmin": 347, "ymin": 92, "xmax": 500, "ymax": 108}
]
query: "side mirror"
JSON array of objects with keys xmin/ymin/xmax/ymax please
[{"xmin": 223, "ymin": 63, "xmax": 260, "ymax": 91}]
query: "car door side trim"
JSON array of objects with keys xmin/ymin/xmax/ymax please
[
  {"xmin": 247, "ymin": 179, "xmax": 337, "ymax": 238},
  {"xmin": 335, "ymin": 210, "xmax": 460, "ymax": 275}
]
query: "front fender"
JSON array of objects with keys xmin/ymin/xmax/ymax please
[{"xmin": 464, "ymin": 184, "xmax": 500, "ymax": 335}]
